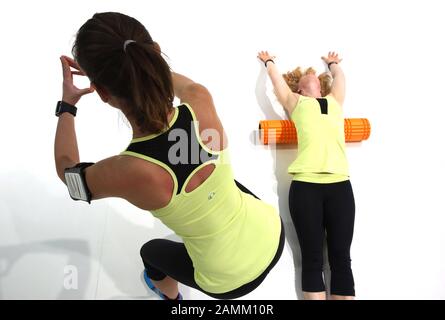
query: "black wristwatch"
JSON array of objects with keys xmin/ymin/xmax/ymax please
[{"xmin": 55, "ymin": 100, "xmax": 77, "ymax": 117}]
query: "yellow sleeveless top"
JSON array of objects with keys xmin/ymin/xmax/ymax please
[
  {"xmin": 120, "ymin": 103, "xmax": 281, "ymax": 293},
  {"xmin": 288, "ymin": 95, "xmax": 349, "ymax": 183}
]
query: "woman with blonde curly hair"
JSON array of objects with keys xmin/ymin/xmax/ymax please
[
  {"xmin": 257, "ymin": 51, "xmax": 356, "ymax": 300},
  {"xmin": 283, "ymin": 67, "xmax": 332, "ymax": 97}
]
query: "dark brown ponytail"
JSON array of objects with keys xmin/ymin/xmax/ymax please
[{"xmin": 72, "ymin": 12, "xmax": 174, "ymax": 133}]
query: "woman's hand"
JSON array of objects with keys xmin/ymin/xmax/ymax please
[
  {"xmin": 321, "ymin": 51, "xmax": 343, "ymax": 65},
  {"xmin": 60, "ymin": 55, "xmax": 95, "ymax": 106},
  {"xmin": 322, "ymin": 52, "xmax": 345, "ymax": 104},
  {"xmin": 257, "ymin": 51, "xmax": 275, "ymax": 64}
]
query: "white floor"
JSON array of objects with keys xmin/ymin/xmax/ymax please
[
  {"xmin": 2, "ymin": 149, "xmax": 445, "ymax": 300},
  {"xmin": 0, "ymin": 171, "xmax": 300, "ymax": 300}
]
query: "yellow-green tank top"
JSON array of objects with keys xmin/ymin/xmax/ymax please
[
  {"xmin": 121, "ymin": 103, "xmax": 281, "ymax": 293},
  {"xmin": 288, "ymin": 95, "xmax": 350, "ymax": 183}
]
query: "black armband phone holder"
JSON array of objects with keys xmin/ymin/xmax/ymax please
[{"xmin": 64, "ymin": 162, "xmax": 95, "ymax": 204}]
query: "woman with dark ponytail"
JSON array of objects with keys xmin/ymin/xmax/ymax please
[{"xmin": 54, "ymin": 12, "xmax": 284, "ymax": 300}]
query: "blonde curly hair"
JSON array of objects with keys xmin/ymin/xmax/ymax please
[{"xmin": 283, "ymin": 67, "xmax": 332, "ymax": 97}]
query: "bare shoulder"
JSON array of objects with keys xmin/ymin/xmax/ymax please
[
  {"xmin": 180, "ymin": 84, "xmax": 227, "ymax": 151},
  {"xmin": 114, "ymin": 155, "xmax": 174, "ymax": 210},
  {"xmin": 85, "ymin": 154, "xmax": 172, "ymax": 210},
  {"xmin": 285, "ymin": 92, "xmax": 300, "ymax": 116},
  {"xmin": 327, "ymin": 93, "xmax": 343, "ymax": 107},
  {"xmin": 85, "ymin": 155, "xmax": 150, "ymax": 194},
  {"xmin": 181, "ymin": 83, "xmax": 217, "ymax": 117}
]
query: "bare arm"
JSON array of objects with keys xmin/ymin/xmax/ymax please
[
  {"xmin": 54, "ymin": 113, "xmax": 80, "ymax": 182},
  {"xmin": 55, "ymin": 56, "xmax": 94, "ymax": 182},
  {"xmin": 257, "ymin": 51, "xmax": 299, "ymax": 116},
  {"xmin": 171, "ymin": 72, "xmax": 215, "ymax": 109},
  {"xmin": 171, "ymin": 72, "xmax": 201, "ymax": 101},
  {"xmin": 322, "ymin": 52, "xmax": 345, "ymax": 105},
  {"xmin": 171, "ymin": 71, "xmax": 227, "ymax": 150}
]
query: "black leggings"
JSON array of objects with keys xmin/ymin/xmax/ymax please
[
  {"xmin": 289, "ymin": 180, "xmax": 355, "ymax": 296},
  {"xmin": 140, "ymin": 180, "xmax": 285, "ymax": 300}
]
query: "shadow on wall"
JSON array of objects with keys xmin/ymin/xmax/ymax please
[
  {"xmin": 254, "ymin": 67, "xmax": 333, "ymax": 299},
  {"xmin": 0, "ymin": 172, "xmax": 187, "ymax": 300},
  {"xmin": 254, "ymin": 67, "xmax": 303, "ymax": 300}
]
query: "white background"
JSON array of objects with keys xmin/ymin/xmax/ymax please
[{"xmin": 0, "ymin": 0, "xmax": 444, "ymax": 299}]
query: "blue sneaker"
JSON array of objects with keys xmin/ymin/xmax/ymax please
[{"xmin": 143, "ymin": 270, "xmax": 183, "ymax": 300}]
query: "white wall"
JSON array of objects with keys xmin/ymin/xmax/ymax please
[{"xmin": 0, "ymin": 0, "xmax": 444, "ymax": 299}]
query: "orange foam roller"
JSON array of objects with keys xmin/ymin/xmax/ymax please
[{"xmin": 259, "ymin": 118, "xmax": 371, "ymax": 145}]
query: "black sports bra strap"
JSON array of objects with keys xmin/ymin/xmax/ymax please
[
  {"xmin": 124, "ymin": 105, "xmax": 219, "ymax": 195},
  {"xmin": 316, "ymin": 98, "xmax": 328, "ymax": 115}
]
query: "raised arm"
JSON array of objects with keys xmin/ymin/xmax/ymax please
[
  {"xmin": 257, "ymin": 51, "xmax": 299, "ymax": 116},
  {"xmin": 171, "ymin": 72, "xmax": 204, "ymax": 102},
  {"xmin": 171, "ymin": 71, "xmax": 227, "ymax": 150},
  {"xmin": 322, "ymin": 52, "xmax": 345, "ymax": 105}
]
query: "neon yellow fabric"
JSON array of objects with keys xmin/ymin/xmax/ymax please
[
  {"xmin": 292, "ymin": 172, "xmax": 349, "ymax": 183},
  {"xmin": 120, "ymin": 103, "xmax": 281, "ymax": 294},
  {"xmin": 288, "ymin": 95, "xmax": 349, "ymax": 183}
]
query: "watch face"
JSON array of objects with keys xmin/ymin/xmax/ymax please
[
  {"xmin": 56, "ymin": 101, "xmax": 76, "ymax": 117},
  {"xmin": 55, "ymin": 102, "xmax": 62, "ymax": 115}
]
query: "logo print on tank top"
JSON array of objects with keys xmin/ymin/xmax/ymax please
[{"xmin": 208, "ymin": 192, "xmax": 216, "ymax": 200}]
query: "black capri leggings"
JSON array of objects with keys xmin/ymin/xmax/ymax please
[
  {"xmin": 289, "ymin": 179, "xmax": 355, "ymax": 296},
  {"xmin": 140, "ymin": 180, "xmax": 285, "ymax": 300}
]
